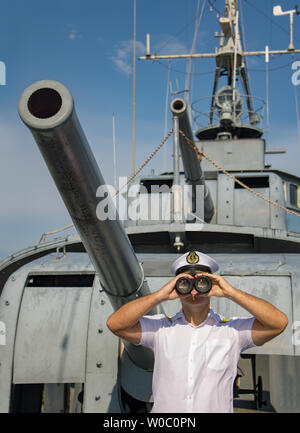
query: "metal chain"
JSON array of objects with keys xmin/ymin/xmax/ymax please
[{"xmin": 179, "ymin": 129, "xmax": 300, "ymax": 219}]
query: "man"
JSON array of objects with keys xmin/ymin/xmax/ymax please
[{"xmin": 106, "ymin": 251, "xmax": 288, "ymax": 413}]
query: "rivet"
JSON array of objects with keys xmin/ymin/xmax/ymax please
[
  {"xmin": 96, "ymin": 362, "xmax": 102, "ymax": 368},
  {"xmin": 98, "ymin": 329, "xmax": 103, "ymax": 334},
  {"xmin": 95, "ymin": 395, "xmax": 101, "ymax": 401},
  {"xmin": 5, "ymin": 301, "xmax": 10, "ymax": 306},
  {"xmin": 100, "ymin": 300, "xmax": 105, "ymax": 305}
]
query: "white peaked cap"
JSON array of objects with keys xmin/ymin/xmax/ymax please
[{"xmin": 171, "ymin": 251, "xmax": 219, "ymax": 275}]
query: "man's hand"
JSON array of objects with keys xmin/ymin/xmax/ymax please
[
  {"xmin": 194, "ymin": 272, "xmax": 234, "ymax": 298},
  {"xmin": 159, "ymin": 273, "xmax": 195, "ymax": 301}
]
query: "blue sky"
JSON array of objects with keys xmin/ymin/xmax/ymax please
[{"xmin": 0, "ymin": 0, "xmax": 300, "ymax": 259}]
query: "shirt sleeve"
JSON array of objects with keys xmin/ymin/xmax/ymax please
[
  {"xmin": 230, "ymin": 316, "xmax": 257, "ymax": 352},
  {"xmin": 136, "ymin": 314, "xmax": 164, "ymax": 351}
]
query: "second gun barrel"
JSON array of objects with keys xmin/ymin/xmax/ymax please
[{"xmin": 170, "ymin": 98, "xmax": 215, "ymax": 222}]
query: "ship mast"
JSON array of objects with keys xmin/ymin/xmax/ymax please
[{"xmin": 140, "ymin": 0, "xmax": 300, "ymax": 139}]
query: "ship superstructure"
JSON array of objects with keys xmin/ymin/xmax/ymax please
[{"xmin": 0, "ymin": 0, "xmax": 300, "ymax": 413}]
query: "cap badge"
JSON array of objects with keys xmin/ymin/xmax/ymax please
[{"xmin": 186, "ymin": 251, "xmax": 199, "ymax": 264}]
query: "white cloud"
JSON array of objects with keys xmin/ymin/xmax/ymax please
[
  {"xmin": 154, "ymin": 37, "xmax": 189, "ymax": 56},
  {"xmin": 110, "ymin": 36, "xmax": 190, "ymax": 76},
  {"xmin": 68, "ymin": 28, "xmax": 82, "ymax": 40},
  {"xmin": 110, "ymin": 40, "xmax": 145, "ymax": 75}
]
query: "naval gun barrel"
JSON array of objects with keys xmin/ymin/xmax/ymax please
[
  {"xmin": 18, "ymin": 80, "xmax": 148, "ymax": 309},
  {"xmin": 170, "ymin": 98, "xmax": 214, "ymax": 222}
]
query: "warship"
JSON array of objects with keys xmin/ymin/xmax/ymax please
[{"xmin": 1, "ymin": 0, "xmax": 300, "ymax": 413}]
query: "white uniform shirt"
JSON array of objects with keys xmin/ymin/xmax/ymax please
[{"xmin": 137, "ymin": 308, "xmax": 256, "ymax": 413}]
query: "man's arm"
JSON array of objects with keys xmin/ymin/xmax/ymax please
[
  {"xmin": 225, "ymin": 287, "xmax": 288, "ymax": 346},
  {"xmin": 198, "ymin": 273, "xmax": 289, "ymax": 346},
  {"xmin": 106, "ymin": 291, "xmax": 163, "ymax": 344},
  {"xmin": 106, "ymin": 273, "xmax": 190, "ymax": 344}
]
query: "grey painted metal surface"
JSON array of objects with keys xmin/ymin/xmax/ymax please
[
  {"xmin": 217, "ymin": 174, "xmax": 235, "ymax": 225},
  {"xmin": 18, "ymin": 80, "xmax": 144, "ymax": 302},
  {"xmin": 1, "ymin": 239, "xmax": 300, "ymax": 411},
  {"xmin": 120, "ymin": 343, "xmax": 153, "ymax": 403},
  {"xmin": 198, "ymin": 138, "xmax": 265, "ymax": 172},
  {"xmin": 269, "ymin": 356, "xmax": 300, "ymax": 412},
  {"xmin": 13, "ymin": 285, "xmax": 93, "ymax": 383},
  {"xmin": 0, "ymin": 268, "xmax": 28, "ymax": 412},
  {"xmin": 170, "ymin": 98, "xmax": 214, "ymax": 222},
  {"xmin": 84, "ymin": 277, "xmax": 120, "ymax": 412},
  {"xmin": 170, "ymin": 99, "xmax": 204, "ymax": 185},
  {"xmin": 0, "ymin": 252, "xmax": 154, "ymax": 411},
  {"xmin": 215, "ymin": 171, "xmax": 288, "ymax": 230}
]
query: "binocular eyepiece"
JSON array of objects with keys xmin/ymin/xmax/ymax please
[{"xmin": 175, "ymin": 275, "xmax": 212, "ymax": 295}]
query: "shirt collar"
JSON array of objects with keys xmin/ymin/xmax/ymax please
[{"xmin": 172, "ymin": 308, "xmax": 218, "ymax": 327}]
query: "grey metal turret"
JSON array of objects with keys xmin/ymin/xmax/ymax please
[
  {"xmin": 170, "ymin": 97, "xmax": 215, "ymax": 222},
  {"xmin": 18, "ymin": 81, "xmax": 144, "ymax": 304},
  {"xmin": 18, "ymin": 80, "xmax": 155, "ymax": 370}
]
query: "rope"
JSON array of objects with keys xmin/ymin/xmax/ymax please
[
  {"xmin": 37, "ymin": 128, "xmax": 173, "ymax": 243},
  {"xmin": 38, "ymin": 224, "xmax": 73, "ymax": 244},
  {"xmin": 38, "ymin": 127, "xmax": 300, "ymax": 244},
  {"xmin": 178, "ymin": 129, "xmax": 300, "ymax": 219},
  {"xmin": 111, "ymin": 128, "xmax": 173, "ymax": 198}
]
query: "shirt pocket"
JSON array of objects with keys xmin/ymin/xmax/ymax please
[{"xmin": 205, "ymin": 339, "xmax": 231, "ymax": 371}]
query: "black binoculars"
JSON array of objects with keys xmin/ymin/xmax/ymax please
[{"xmin": 175, "ymin": 275, "xmax": 212, "ymax": 295}]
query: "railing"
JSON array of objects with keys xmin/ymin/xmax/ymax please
[{"xmin": 191, "ymin": 94, "xmax": 266, "ymax": 130}]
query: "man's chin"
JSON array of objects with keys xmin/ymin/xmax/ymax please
[{"xmin": 181, "ymin": 295, "xmax": 208, "ymax": 304}]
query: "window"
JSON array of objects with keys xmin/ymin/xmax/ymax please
[
  {"xmin": 234, "ymin": 176, "xmax": 269, "ymax": 189},
  {"xmin": 140, "ymin": 179, "xmax": 173, "ymax": 193},
  {"xmin": 26, "ymin": 274, "xmax": 95, "ymax": 287},
  {"xmin": 289, "ymin": 184, "xmax": 300, "ymax": 208}
]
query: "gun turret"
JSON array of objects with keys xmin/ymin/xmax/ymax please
[
  {"xmin": 18, "ymin": 80, "xmax": 155, "ymax": 369},
  {"xmin": 170, "ymin": 98, "xmax": 215, "ymax": 222}
]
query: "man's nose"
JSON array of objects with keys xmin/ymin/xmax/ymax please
[{"xmin": 191, "ymin": 288, "xmax": 198, "ymax": 296}]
